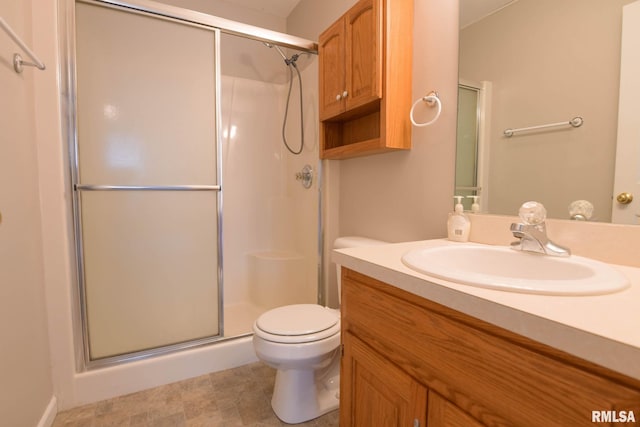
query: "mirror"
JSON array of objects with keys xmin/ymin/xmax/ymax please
[{"xmin": 456, "ymin": 0, "xmax": 637, "ymax": 223}]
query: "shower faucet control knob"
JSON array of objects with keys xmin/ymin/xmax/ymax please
[{"xmin": 295, "ymin": 165, "xmax": 313, "ymax": 189}]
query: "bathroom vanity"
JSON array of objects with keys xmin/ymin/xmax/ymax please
[{"xmin": 335, "ymin": 240, "xmax": 640, "ymax": 426}]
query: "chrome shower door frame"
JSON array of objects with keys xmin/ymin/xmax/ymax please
[
  {"xmin": 60, "ymin": 0, "xmax": 320, "ymax": 370},
  {"xmin": 65, "ymin": 0, "xmax": 225, "ymax": 368}
]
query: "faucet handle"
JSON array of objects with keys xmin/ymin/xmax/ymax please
[
  {"xmin": 518, "ymin": 201, "xmax": 547, "ymax": 225},
  {"xmin": 569, "ymin": 199, "xmax": 594, "ymax": 221}
]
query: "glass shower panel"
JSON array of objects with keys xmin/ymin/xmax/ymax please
[
  {"xmin": 75, "ymin": 1, "xmax": 220, "ymax": 360},
  {"xmin": 81, "ymin": 192, "xmax": 219, "ymax": 359},
  {"xmin": 76, "ymin": 2, "xmax": 216, "ymax": 185},
  {"xmin": 456, "ymin": 85, "xmax": 480, "ymax": 211}
]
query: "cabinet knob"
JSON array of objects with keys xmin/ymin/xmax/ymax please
[
  {"xmin": 336, "ymin": 94, "xmax": 342, "ymax": 101},
  {"xmin": 413, "ymin": 419, "xmax": 420, "ymax": 427},
  {"xmin": 342, "ymin": 90, "xmax": 348, "ymax": 98}
]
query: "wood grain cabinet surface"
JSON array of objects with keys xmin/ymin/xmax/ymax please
[
  {"xmin": 318, "ymin": 0, "xmax": 413, "ymax": 159},
  {"xmin": 340, "ymin": 268, "xmax": 640, "ymax": 427}
]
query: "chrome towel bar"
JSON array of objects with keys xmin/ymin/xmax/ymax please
[
  {"xmin": 0, "ymin": 16, "xmax": 46, "ymax": 73},
  {"xmin": 504, "ymin": 116, "xmax": 583, "ymax": 137}
]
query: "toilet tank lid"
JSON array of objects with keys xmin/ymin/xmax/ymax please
[{"xmin": 333, "ymin": 236, "xmax": 388, "ymax": 249}]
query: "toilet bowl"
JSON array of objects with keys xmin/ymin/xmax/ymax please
[
  {"xmin": 252, "ymin": 237, "xmax": 387, "ymax": 424},
  {"xmin": 253, "ymin": 304, "xmax": 340, "ymax": 424}
]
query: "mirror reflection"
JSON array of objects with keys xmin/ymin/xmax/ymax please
[{"xmin": 456, "ymin": 0, "xmax": 639, "ymax": 224}]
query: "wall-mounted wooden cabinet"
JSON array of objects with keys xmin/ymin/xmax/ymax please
[
  {"xmin": 319, "ymin": 0, "xmax": 382, "ymax": 121},
  {"xmin": 318, "ymin": 0, "xmax": 413, "ymax": 159},
  {"xmin": 341, "ymin": 268, "xmax": 640, "ymax": 426}
]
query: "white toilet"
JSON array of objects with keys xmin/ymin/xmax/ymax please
[{"xmin": 252, "ymin": 236, "xmax": 387, "ymax": 424}]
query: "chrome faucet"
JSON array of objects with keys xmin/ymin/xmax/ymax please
[{"xmin": 510, "ymin": 202, "xmax": 571, "ymax": 257}]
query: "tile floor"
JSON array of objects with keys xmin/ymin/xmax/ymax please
[{"xmin": 52, "ymin": 362, "xmax": 339, "ymax": 427}]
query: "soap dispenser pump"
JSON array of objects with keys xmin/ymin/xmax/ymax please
[
  {"xmin": 467, "ymin": 195, "xmax": 480, "ymax": 213},
  {"xmin": 447, "ymin": 196, "xmax": 471, "ymax": 242}
]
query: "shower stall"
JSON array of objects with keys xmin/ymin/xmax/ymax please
[{"xmin": 66, "ymin": 0, "xmax": 320, "ymax": 368}]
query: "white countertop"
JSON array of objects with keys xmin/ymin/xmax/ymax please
[{"xmin": 333, "ymin": 239, "xmax": 640, "ymax": 381}]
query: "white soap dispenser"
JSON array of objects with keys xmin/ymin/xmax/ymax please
[
  {"xmin": 447, "ymin": 196, "xmax": 471, "ymax": 242},
  {"xmin": 467, "ymin": 195, "xmax": 480, "ymax": 213}
]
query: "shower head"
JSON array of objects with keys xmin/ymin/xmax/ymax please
[{"xmin": 263, "ymin": 42, "xmax": 291, "ymax": 64}]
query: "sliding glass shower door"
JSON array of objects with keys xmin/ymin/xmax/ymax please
[{"xmin": 74, "ymin": 1, "xmax": 221, "ymax": 363}]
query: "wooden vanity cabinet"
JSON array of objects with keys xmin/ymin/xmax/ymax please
[
  {"xmin": 318, "ymin": 0, "xmax": 412, "ymax": 159},
  {"xmin": 340, "ymin": 268, "xmax": 640, "ymax": 427},
  {"xmin": 343, "ymin": 331, "xmax": 427, "ymax": 427}
]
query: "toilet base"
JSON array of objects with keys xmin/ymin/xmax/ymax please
[{"xmin": 271, "ymin": 350, "xmax": 340, "ymax": 424}]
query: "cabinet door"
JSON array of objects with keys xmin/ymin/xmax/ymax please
[
  {"xmin": 319, "ymin": 18, "xmax": 346, "ymax": 120},
  {"xmin": 341, "ymin": 332, "xmax": 427, "ymax": 427},
  {"xmin": 427, "ymin": 392, "xmax": 486, "ymax": 427},
  {"xmin": 345, "ymin": 0, "xmax": 382, "ymax": 112}
]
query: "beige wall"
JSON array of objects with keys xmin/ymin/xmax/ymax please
[
  {"xmin": 288, "ymin": 0, "xmax": 358, "ymax": 38},
  {"xmin": 338, "ymin": 0, "xmax": 460, "ymax": 241},
  {"xmin": 0, "ymin": 0, "xmax": 54, "ymax": 425},
  {"xmin": 289, "ymin": 0, "xmax": 458, "ymax": 243},
  {"xmin": 460, "ymin": 0, "xmax": 633, "ymax": 222},
  {"xmin": 288, "ymin": 0, "xmax": 459, "ymax": 306}
]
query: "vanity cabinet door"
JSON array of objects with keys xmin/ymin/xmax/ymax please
[
  {"xmin": 341, "ymin": 331, "xmax": 427, "ymax": 427},
  {"xmin": 427, "ymin": 392, "xmax": 485, "ymax": 427}
]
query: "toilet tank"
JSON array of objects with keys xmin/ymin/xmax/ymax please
[{"xmin": 333, "ymin": 236, "xmax": 387, "ymax": 303}]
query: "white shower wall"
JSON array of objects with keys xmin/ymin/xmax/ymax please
[
  {"xmin": 285, "ymin": 54, "xmax": 321, "ymax": 301},
  {"xmin": 221, "ymin": 52, "xmax": 319, "ymax": 334}
]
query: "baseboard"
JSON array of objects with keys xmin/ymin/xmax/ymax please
[{"xmin": 37, "ymin": 396, "xmax": 57, "ymax": 427}]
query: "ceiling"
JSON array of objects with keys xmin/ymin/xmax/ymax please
[
  {"xmin": 459, "ymin": 0, "xmax": 518, "ymax": 28},
  {"xmin": 219, "ymin": 0, "xmax": 517, "ymax": 29},
  {"xmin": 218, "ymin": 0, "xmax": 302, "ymax": 18}
]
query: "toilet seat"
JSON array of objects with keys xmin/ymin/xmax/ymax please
[{"xmin": 254, "ymin": 304, "xmax": 340, "ymax": 344}]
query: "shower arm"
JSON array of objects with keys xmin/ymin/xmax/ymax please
[{"xmin": 265, "ymin": 42, "xmax": 299, "ymax": 66}]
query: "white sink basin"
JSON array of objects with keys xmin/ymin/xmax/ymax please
[{"xmin": 401, "ymin": 244, "xmax": 629, "ymax": 295}]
